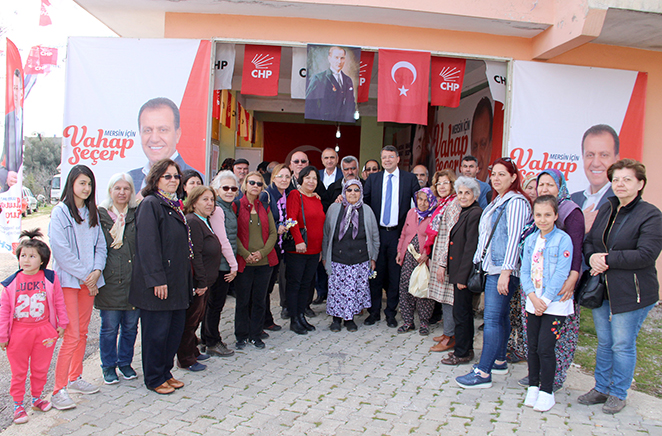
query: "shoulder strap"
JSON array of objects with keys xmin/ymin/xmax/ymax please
[
  {"xmin": 479, "ymin": 202, "xmax": 507, "ymax": 262},
  {"xmin": 299, "ymin": 191, "xmax": 307, "ymax": 229}
]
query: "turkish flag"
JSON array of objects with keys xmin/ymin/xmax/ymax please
[
  {"xmin": 378, "ymin": 49, "xmax": 430, "ymax": 125},
  {"xmin": 241, "ymin": 45, "xmax": 281, "ymax": 96},
  {"xmin": 358, "ymin": 51, "xmax": 374, "ymax": 103},
  {"xmin": 39, "ymin": 0, "xmax": 52, "ymax": 26},
  {"xmin": 431, "ymin": 57, "xmax": 466, "ymax": 108}
]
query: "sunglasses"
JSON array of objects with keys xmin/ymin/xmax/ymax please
[
  {"xmin": 221, "ymin": 186, "xmax": 239, "ymax": 192},
  {"xmin": 247, "ymin": 180, "xmax": 264, "ymax": 187},
  {"xmin": 345, "ymin": 188, "xmax": 361, "ymax": 193},
  {"xmin": 292, "ymin": 159, "xmax": 308, "ymax": 164},
  {"xmin": 161, "ymin": 174, "xmax": 182, "ymax": 180},
  {"xmin": 366, "ymin": 167, "xmax": 379, "ymax": 172}
]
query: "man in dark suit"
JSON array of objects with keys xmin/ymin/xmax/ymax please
[
  {"xmin": 129, "ymin": 97, "xmax": 199, "ymax": 191},
  {"xmin": 305, "ymin": 46, "xmax": 356, "ymax": 123},
  {"xmin": 570, "ymin": 124, "xmax": 619, "ymax": 233},
  {"xmin": 363, "ymin": 145, "xmax": 420, "ymax": 328}
]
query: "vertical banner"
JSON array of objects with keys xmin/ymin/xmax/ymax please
[
  {"xmin": 214, "ymin": 43, "xmax": 235, "ymax": 90},
  {"xmin": 223, "ymin": 90, "xmax": 235, "ymax": 130},
  {"xmin": 431, "ymin": 56, "xmax": 466, "ymax": 108},
  {"xmin": 1, "ymin": 39, "xmax": 25, "ymax": 253},
  {"xmin": 305, "ymin": 44, "xmax": 360, "ymax": 123},
  {"xmin": 357, "ymin": 51, "xmax": 374, "ymax": 103},
  {"xmin": 241, "ymin": 45, "xmax": 281, "ymax": 96},
  {"xmin": 40, "ymin": 0, "xmax": 52, "ymax": 26},
  {"xmin": 378, "ymin": 49, "xmax": 431, "ymax": 125},
  {"xmin": 212, "ymin": 90, "xmax": 221, "ymax": 141},
  {"xmin": 290, "ymin": 47, "xmax": 307, "ymax": 99},
  {"xmin": 62, "ymin": 38, "xmax": 211, "ymax": 197}
]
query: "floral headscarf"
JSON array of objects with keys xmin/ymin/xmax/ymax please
[
  {"xmin": 339, "ymin": 179, "xmax": 364, "ymax": 240},
  {"xmin": 414, "ymin": 187, "xmax": 438, "ymax": 220}
]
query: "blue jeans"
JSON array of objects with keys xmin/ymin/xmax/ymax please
[
  {"xmin": 592, "ymin": 300, "xmax": 654, "ymax": 400},
  {"xmin": 99, "ymin": 309, "xmax": 140, "ymax": 369},
  {"xmin": 476, "ymin": 274, "xmax": 518, "ymax": 374}
]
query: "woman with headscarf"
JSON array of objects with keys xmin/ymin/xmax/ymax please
[
  {"xmin": 395, "ymin": 187, "xmax": 438, "ymax": 335},
  {"xmin": 515, "ymin": 168, "xmax": 584, "ymax": 391},
  {"xmin": 322, "ymin": 179, "xmax": 379, "ymax": 332}
]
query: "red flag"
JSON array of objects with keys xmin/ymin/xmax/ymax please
[
  {"xmin": 431, "ymin": 57, "xmax": 466, "ymax": 108},
  {"xmin": 40, "ymin": 0, "xmax": 52, "ymax": 26},
  {"xmin": 224, "ymin": 91, "xmax": 233, "ymax": 129},
  {"xmin": 212, "ymin": 90, "xmax": 221, "ymax": 119},
  {"xmin": 24, "ymin": 46, "xmax": 58, "ymax": 75},
  {"xmin": 241, "ymin": 45, "xmax": 281, "ymax": 96},
  {"xmin": 357, "ymin": 51, "xmax": 374, "ymax": 103},
  {"xmin": 378, "ymin": 49, "xmax": 430, "ymax": 125}
]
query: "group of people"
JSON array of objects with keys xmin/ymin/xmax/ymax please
[{"xmin": 0, "ymin": 142, "xmax": 659, "ymax": 424}]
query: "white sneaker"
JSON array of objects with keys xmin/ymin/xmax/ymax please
[
  {"xmin": 533, "ymin": 391, "xmax": 555, "ymax": 412},
  {"xmin": 67, "ymin": 378, "xmax": 100, "ymax": 394},
  {"xmin": 524, "ymin": 386, "xmax": 539, "ymax": 407},
  {"xmin": 51, "ymin": 389, "xmax": 76, "ymax": 410}
]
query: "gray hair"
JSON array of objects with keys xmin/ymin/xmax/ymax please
[
  {"xmin": 211, "ymin": 170, "xmax": 239, "ymax": 191},
  {"xmin": 454, "ymin": 176, "xmax": 480, "ymax": 199},
  {"xmin": 341, "ymin": 155, "xmax": 359, "ymax": 168},
  {"xmin": 99, "ymin": 173, "xmax": 137, "ymax": 209}
]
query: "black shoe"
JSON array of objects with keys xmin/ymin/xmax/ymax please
[
  {"xmin": 259, "ymin": 331, "xmax": 269, "ymax": 339},
  {"xmin": 305, "ymin": 307, "xmax": 316, "ymax": 318},
  {"xmin": 386, "ymin": 317, "xmax": 398, "ymax": 328},
  {"xmin": 235, "ymin": 339, "xmax": 247, "ymax": 350},
  {"xmin": 428, "ymin": 314, "xmax": 442, "ymax": 324},
  {"xmin": 280, "ymin": 308, "xmax": 290, "ymax": 319},
  {"xmin": 312, "ymin": 295, "xmax": 326, "ymax": 305},
  {"xmin": 290, "ymin": 317, "xmax": 308, "ymax": 335},
  {"xmin": 330, "ymin": 317, "xmax": 342, "ymax": 332},
  {"xmin": 298, "ymin": 313, "xmax": 316, "ymax": 331},
  {"xmin": 249, "ymin": 338, "xmax": 266, "ymax": 349},
  {"xmin": 364, "ymin": 314, "xmax": 379, "ymax": 325},
  {"xmin": 264, "ymin": 323, "xmax": 282, "ymax": 331},
  {"xmin": 518, "ymin": 376, "xmax": 529, "ymax": 387},
  {"xmin": 345, "ymin": 319, "xmax": 358, "ymax": 332}
]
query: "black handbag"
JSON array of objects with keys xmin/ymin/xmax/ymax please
[
  {"xmin": 466, "ymin": 205, "xmax": 507, "ymax": 294},
  {"xmin": 576, "ymin": 270, "xmax": 606, "ymax": 309},
  {"xmin": 282, "ymin": 191, "xmax": 307, "ymax": 252}
]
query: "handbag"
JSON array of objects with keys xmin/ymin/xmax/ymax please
[
  {"xmin": 576, "ymin": 270, "xmax": 605, "ymax": 309},
  {"xmin": 282, "ymin": 192, "xmax": 307, "ymax": 252},
  {"xmin": 466, "ymin": 205, "xmax": 507, "ymax": 294},
  {"xmin": 407, "ymin": 244, "xmax": 430, "ymax": 298}
]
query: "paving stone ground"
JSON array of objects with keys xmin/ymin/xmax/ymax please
[{"xmin": 2, "ymin": 292, "xmax": 661, "ymax": 436}]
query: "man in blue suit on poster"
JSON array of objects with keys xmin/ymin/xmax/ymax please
[
  {"xmin": 129, "ymin": 97, "xmax": 198, "ymax": 191},
  {"xmin": 305, "ymin": 46, "xmax": 356, "ymax": 123}
]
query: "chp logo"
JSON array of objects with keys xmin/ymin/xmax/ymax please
[
  {"xmin": 250, "ymin": 53, "xmax": 275, "ymax": 79},
  {"xmin": 438, "ymin": 66, "xmax": 461, "ymax": 92}
]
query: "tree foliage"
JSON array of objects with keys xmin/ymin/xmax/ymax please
[{"xmin": 23, "ymin": 136, "xmax": 62, "ymax": 197}]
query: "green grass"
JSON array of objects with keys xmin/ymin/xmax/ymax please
[
  {"xmin": 24, "ymin": 204, "xmax": 54, "ymax": 220},
  {"xmin": 575, "ymin": 305, "xmax": 662, "ymax": 398}
]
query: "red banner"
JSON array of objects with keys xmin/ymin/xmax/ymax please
[
  {"xmin": 24, "ymin": 46, "xmax": 58, "ymax": 75},
  {"xmin": 40, "ymin": 0, "xmax": 52, "ymax": 26},
  {"xmin": 241, "ymin": 45, "xmax": 281, "ymax": 96},
  {"xmin": 212, "ymin": 90, "xmax": 221, "ymax": 119},
  {"xmin": 378, "ymin": 49, "xmax": 430, "ymax": 125},
  {"xmin": 357, "ymin": 51, "xmax": 374, "ymax": 103},
  {"xmin": 431, "ymin": 57, "xmax": 466, "ymax": 108},
  {"xmin": 224, "ymin": 90, "xmax": 233, "ymax": 129}
]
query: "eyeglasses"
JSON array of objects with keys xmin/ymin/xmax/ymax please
[
  {"xmin": 274, "ymin": 174, "xmax": 289, "ymax": 179},
  {"xmin": 221, "ymin": 186, "xmax": 239, "ymax": 192},
  {"xmin": 345, "ymin": 188, "xmax": 361, "ymax": 193},
  {"xmin": 247, "ymin": 180, "xmax": 264, "ymax": 187},
  {"xmin": 292, "ymin": 159, "xmax": 308, "ymax": 164},
  {"xmin": 436, "ymin": 181, "xmax": 451, "ymax": 186},
  {"xmin": 161, "ymin": 174, "xmax": 182, "ymax": 180}
]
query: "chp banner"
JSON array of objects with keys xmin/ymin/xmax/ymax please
[
  {"xmin": 24, "ymin": 45, "xmax": 58, "ymax": 75},
  {"xmin": 305, "ymin": 44, "xmax": 360, "ymax": 123},
  {"xmin": 509, "ymin": 61, "xmax": 646, "ymax": 198},
  {"xmin": 214, "ymin": 43, "xmax": 235, "ymax": 90},
  {"xmin": 378, "ymin": 49, "xmax": 431, "ymax": 125},
  {"xmin": 290, "ymin": 47, "xmax": 307, "ymax": 99},
  {"xmin": 62, "ymin": 38, "xmax": 211, "ymax": 200},
  {"xmin": 1, "ymin": 39, "xmax": 25, "ymax": 254},
  {"xmin": 241, "ymin": 45, "xmax": 281, "ymax": 96},
  {"xmin": 357, "ymin": 51, "xmax": 375, "ymax": 103},
  {"xmin": 431, "ymin": 56, "xmax": 466, "ymax": 108}
]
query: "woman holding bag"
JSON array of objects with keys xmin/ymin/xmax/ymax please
[{"xmin": 395, "ymin": 188, "xmax": 438, "ymax": 336}]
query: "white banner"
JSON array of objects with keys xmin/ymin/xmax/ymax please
[
  {"xmin": 485, "ymin": 60, "xmax": 507, "ymax": 104},
  {"xmin": 291, "ymin": 47, "xmax": 307, "ymax": 99},
  {"xmin": 214, "ymin": 43, "xmax": 235, "ymax": 90}
]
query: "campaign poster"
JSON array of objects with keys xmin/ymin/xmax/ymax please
[
  {"xmin": 509, "ymin": 61, "xmax": 645, "ymax": 206},
  {"xmin": 305, "ymin": 44, "xmax": 360, "ymax": 123},
  {"xmin": 0, "ymin": 39, "xmax": 25, "ymax": 254},
  {"xmin": 62, "ymin": 38, "xmax": 211, "ymax": 202}
]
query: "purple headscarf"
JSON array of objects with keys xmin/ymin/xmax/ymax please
[
  {"xmin": 415, "ymin": 187, "xmax": 438, "ymax": 220},
  {"xmin": 339, "ymin": 179, "xmax": 364, "ymax": 240}
]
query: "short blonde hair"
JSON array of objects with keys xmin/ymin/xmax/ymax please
[{"xmin": 241, "ymin": 171, "xmax": 266, "ymax": 193}]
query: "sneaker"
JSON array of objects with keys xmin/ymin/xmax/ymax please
[
  {"xmin": 207, "ymin": 342, "xmax": 235, "ymax": 357},
  {"xmin": 264, "ymin": 323, "xmax": 282, "ymax": 331},
  {"xmin": 236, "ymin": 339, "xmax": 247, "ymax": 350},
  {"xmin": 249, "ymin": 338, "xmax": 266, "ymax": 349},
  {"xmin": 118, "ymin": 365, "xmax": 138, "ymax": 380},
  {"xmin": 185, "ymin": 362, "xmax": 207, "ymax": 372},
  {"xmin": 518, "ymin": 376, "xmax": 530, "ymax": 387},
  {"xmin": 491, "ymin": 361, "xmax": 509, "ymax": 375},
  {"xmin": 578, "ymin": 388, "xmax": 609, "ymax": 405},
  {"xmin": 67, "ymin": 378, "xmax": 100, "ymax": 395},
  {"xmin": 456, "ymin": 367, "xmax": 492, "ymax": 389},
  {"xmin": 32, "ymin": 398, "xmax": 52, "ymax": 412},
  {"xmin": 259, "ymin": 331, "xmax": 270, "ymax": 340},
  {"xmin": 533, "ymin": 391, "xmax": 555, "ymax": 412},
  {"xmin": 51, "ymin": 389, "xmax": 76, "ymax": 410},
  {"xmin": 102, "ymin": 367, "xmax": 119, "ymax": 385},
  {"xmin": 524, "ymin": 386, "xmax": 539, "ymax": 407},
  {"xmin": 13, "ymin": 405, "xmax": 28, "ymax": 424},
  {"xmin": 196, "ymin": 353, "xmax": 211, "ymax": 361},
  {"xmin": 602, "ymin": 395, "xmax": 626, "ymax": 414}
]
